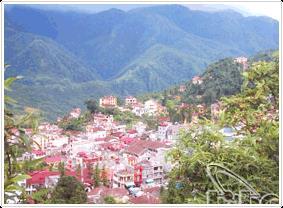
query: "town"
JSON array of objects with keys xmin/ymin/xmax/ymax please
[
  {"xmin": 8, "ymin": 57, "xmax": 251, "ymax": 204},
  {"xmin": 13, "ymin": 89, "xmax": 225, "ymax": 203}
]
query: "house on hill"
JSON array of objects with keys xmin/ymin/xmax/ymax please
[{"xmin": 99, "ymin": 96, "xmax": 117, "ymax": 108}]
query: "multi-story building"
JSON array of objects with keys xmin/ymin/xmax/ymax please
[
  {"xmin": 112, "ymin": 168, "xmax": 134, "ymax": 188},
  {"xmin": 157, "ymin": 123, "xmax": 170, "ymax": 140},
  {"xmin": 144, "ymin": 100, "xmax": 159, "ymax": 116},
  {"xmin": 136, "ymin": 160, "xmax": 164, "ymax": 185},
  {"xmin": 234, "ymin": 56, "xmax": 248, "ymax": 71},
  {"xmin": 125, "ymin": 96, "xmax": 138, "ymax": 106},
  {"xmin": 99, "ymin": 96, "xmax": 117, "ymax": 108}
]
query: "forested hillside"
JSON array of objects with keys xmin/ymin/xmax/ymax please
[{"xmin": 4, "ymin": 5, "xmax": 279, "ymax": 120}]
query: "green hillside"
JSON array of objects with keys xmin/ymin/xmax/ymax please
[{"xmin": 4, "ymin": 5, "xmax": 279, "ymax": 120}]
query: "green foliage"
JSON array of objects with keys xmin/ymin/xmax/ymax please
[
  {"xmin": 112, "ymin": 110, "xmax": 139, "ymax": 127},
  {"xmin": 4, "ymin": 69, "xmax": 41, "ymax": 203},
  {"xmin": 221, "ymin": 57, "xmax": 279, "ymax": 134},
  {"xmin": 58, "ymin": 162, "xmax": 65, "ymax": 177},
  {"xmin": 5, "ymin": 5, "xmax": 278, "ymax": 120},
  {"xmin": 141, "ymin": 114, "xmax": 159, "ymax": 130},
  {"xmin": 84, "ymin": 99, "xmax": 100, "ymax": 113},
  {"xmin": 101, "ymin": 166, "xmax": 108, "ymax": 186},
  {"xmin": 93, "ymin": 164, "xmax": 101, "ymax": 187},
  {"xmin": 163, "ymin": 55, "xmax": 279, "ymax": 204},
  {"xmin": 32, "ymin": 188, "xmax": 52, "ymax": 204},
  {"xmin": 51, "ymin": 176, "xmax": 87, "ymax": 204},
  {"xmin": 58, "ymin": 116, "xmax": 86, "ymax": 131},
  {"xmin": 182, "ymin": 58, "xmax": 243, "ymax": 105},
  {"xmin": 104, "ymin": 195, "xmax": 116, "ymax": 204}
]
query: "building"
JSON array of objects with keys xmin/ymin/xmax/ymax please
[
  {"xmin": 136, "ymin": 160, "xmax": 164, "ymax": 185},
  {"xmin": 234, "ymin": 56, "xmax": 248, "ymax": 71},
  {"xmin": 125, "ymin": 96, "xmax": 138, "ymax": 106},
  {"xmin": 157, "ymin": 123, "xmax": 170, "ymax": 140},
  {"xmin": 69, "ymin": 108, "xmax": 81, "ymax": 118},
  {"xmin": 26, "ymin": 170, "xmax": 60, "ymax": 195},
  {"xmin": 192, "ymin": 76, "xmax": 203, "ymax": 85},
  {"xmin": 132, "ymin": 104, "xmax": 145, "ymax": 117},
  {"xmin": 99, "ymin": 96, "xmax": 117, "ymax": 108},
  {"xmin": 112, "ymin": 168, "xmax": 134, "ymax": 188},
  {"xmin": 166, "ymin": 125, "xmax": 181, "ymax": 141},
  {"xmin": 144, "ymin": 100, "xmax": 159, "ymax": 116},
  {"xmin": 179, "ymin": 84, "xmax": 186, "ymax": 92}
]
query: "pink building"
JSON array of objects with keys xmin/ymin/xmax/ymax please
[
  {"xmin": 234, "ymin": 56, "xmax": 248, "ymax": 71},
  {"xmin": 179, "ymin": 84, "xmax": 186, "ymax": 92},
  {"xmin": 99, "ymin": 96, "xmax": 117, "ymax": 108},
  {"xmin": 192, "ymin": 76, "xmax": 203, "ymax": 85},
  {"xmin": 125, "ymin": 96, "xmax": 138, "ymax": 106},
  {"xmin": 69, "ymin": 108, "xmax": 81, "ymax": 118}
]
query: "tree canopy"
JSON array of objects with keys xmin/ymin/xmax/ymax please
[
  {"xmin": 51, "ymin": 176, "xmax": 87, "ymax": 204},
  {"xmin": 162, "ymin": 53, "xmax": 279, "ymax": 204}
]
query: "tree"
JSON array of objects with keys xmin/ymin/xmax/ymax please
[
  {"xmin": 58, "ymin": 162, "xmax": 65, "ymax": 177},
  {"xmin": 164, "ymin": 55, "xmax": 279, "ymax": 204},
  {"xmin": 93, "ymin": 164, "xmax": 101, "ymax": 187},
  {"xmin": 4, "ymin": 68, "xmax": 41, "ymax": 203},
  {"xmin": 76, "ymin": 164, "xmax": 82, "ymax": 177},
  {"xmin": 31, "ymin": 188, "xmax": 52, "ymax": 204},
  {"xmin": 101, "ymin": 166, "xmax": 108, "ymax": 186},
  {"xmin": 51, "ymin": 176, "xmax": 87, "ymax": 204},
  {"xmin": 84, "ymin": 99, "xmax": 99, "ymax": 113},
  {"xmin": 104, "ymin": 196, "xmax": 116, "ymax": 204},
  {"xmin": 59, "ymin": 117, "xmax": 84, "ymax": 131}
]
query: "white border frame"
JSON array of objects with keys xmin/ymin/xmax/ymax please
[{"xmin": 1, "ymin": 0, "xmax": 282, "ymax": 207}]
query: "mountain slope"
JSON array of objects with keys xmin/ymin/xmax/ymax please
[
  {"xmin": 4, "ymin": 4, "xmax": 279, "ymax": 120},
  {"xmin": 5, "ymin": 18, "xmax": 100, "ymax": 82}
]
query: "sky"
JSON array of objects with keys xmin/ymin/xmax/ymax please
[{"xmin": 5, "ymin": 2, "xmax": 281, "ymax": 21}]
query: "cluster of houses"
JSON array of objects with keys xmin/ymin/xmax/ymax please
[
  {"xmin": 99, "ymin": 95, "xmax": 167, "ymax": 117},
  {"xmin": 13, "ymin": 74, "xmax": 227, "ymax": 204},
  {"xmin": 17, "ymin": 106, "xmax": 182, "ymax": 204}
]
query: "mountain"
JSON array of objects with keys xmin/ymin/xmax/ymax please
[{"xmin": 4, "ymin": 5, "xmax": 279, "ymax": 120}]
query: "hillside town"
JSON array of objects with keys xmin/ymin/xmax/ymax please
[
  {"xmin": 7, "ymin": 56, "xmax": 253, "ymax": 204},
  {"xmin": 12, "ymin": 94, "xmax": 226, "ymax": 204}
]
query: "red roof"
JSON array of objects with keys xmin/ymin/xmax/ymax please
[
  {"xmin": 44, "ymin": 156, "xmax": 62, "ymax": 164},
  {"xmin": 127, "ymin": 129, "xmax": 137, "ymax": 134},
  {"xmin": 121, "ymin": 136, "xmax": 134, "ymax": 144},
  {"xmin": 111, "ymin": 132, "xmax": 124, "ymax": 138},
  {"xmin": 158, "ymin": 117, "xmax": 170, "ymax": 122},
  {"xmin": 32, "ymin": 149, "xmax": 45, "ymax": 156},
  {"xmin": 124, "ymin": 140, "xmax": 168, "ymax": 156},
  {"xmin": 27, "ymin": 170, "xmax": 59, "ymax": 185},
  {"xmin": 159, "ymin": 123, "xmax": 168, "ymax": 127},
  {"xmin": 129, "ymin": 195, "xmax": 160, "ymax": 204}
]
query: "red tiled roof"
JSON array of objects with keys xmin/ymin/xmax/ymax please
[
  {"xmin": 121, "ymin": 136, "xmax": 134, "ymax": 144},
  {"xmin": 127, "ymin": 129, "xmax": 137, "ymax": 134},
  {"xmin": 124, "ymin": 140, "xmax": 168, "ymax": 156},
  {"xmin": 27, "ymin": 170, "xmax": 59, "ymax": 185},
  {"xmin": 32, "ymin": 149, "xmax": 45, "ymax": 156},
  {"xmin": 159, "ymin": 123, "xmax": 168, "ymax": 127},
  {"xmin": 129, "ymin": 195, "xmax": 160, "ymax": 204},
  {"xmin": 104, "ymin": 188, "xmax": 128, "ymax": 198},
  {"xmin": 44, "ymin": 156, "xmax": 62, "ymax": 164},
  {"xmin": 111, "ymin": 132, "xmax": 124, "ymax": 138}
]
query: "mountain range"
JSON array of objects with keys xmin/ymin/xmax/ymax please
[{"xmin": 4, "ymin": 4, "xmax": 279, "ymax": 120}]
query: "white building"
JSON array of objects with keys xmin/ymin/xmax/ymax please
[{"xmin": 144, "ymin": 100, "xmax": 159, "ymax": 116}]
